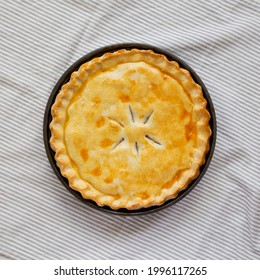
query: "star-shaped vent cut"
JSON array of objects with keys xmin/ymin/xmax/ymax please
[{"xmin": 107, "ymin": 105, "xmax": 162, "ymax": 157}]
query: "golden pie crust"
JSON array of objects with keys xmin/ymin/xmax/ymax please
[{"xmin": 50, "ymin": 49, "xmax": 211, "ymax": 210}]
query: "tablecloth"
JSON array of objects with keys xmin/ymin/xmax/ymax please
[{"xmin": 0, "ymin": 0, "xmax": 260, "ymax": 260}]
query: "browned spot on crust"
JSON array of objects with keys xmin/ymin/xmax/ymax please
[
  {"xmin": 185, "ymin": 121, "xmax": 197, "ymax": 141},
  {"xmin": 151, "ymin": 82, "xmax": 165, "ymax": 100},
  {"xmin": 91, "ymin": 167, "xmax": 102, "ymax": 176},
  {"xmin": 73, "ymin": 136, "xmax": 82, "ymax": 147},
  {"xmin": 80, "ymin": 148, "xmax": 88, "ymax": 161},
  {"xmin": 111, "ymin": 194, "xmax": 121, "ymax": 199},
  {"xmin": 92, "ymin": 96, "xmax": 101, "ymax": 104},
  {"xmin": 100, "ymin": 138, "xmax": 114, "ymax": 148},
  {"xmin": 151, "ymin": 83, "xmax": 157, "ymax": 90},
  {"xmin": 138, "ymin": 68, "xmax": 145, "ymax": 74},
  {"xmin": 162, "ymin": 178, "xmax": 175, "ymax": 189},
  {"xmin": 104, "ymin": 177, "xmax": 113, "ymax": 184},
  {"xmin": 119, "ymin": 93, "xmax": 130, "ymax": 103},
  {"xmin": 96, "ymin": 116, "xmax": 105, "ymax": 127},
  {"xmin": 136, "ymin": 192, "xmax": 150, "ymax": 199},
  {"xmin": 162, "ymin": 168, "xmax": 189, "ymax": 189},
  {"xmin": 163, "ymin": 75, "xmax": 168, "ymax": 80},
  {"xmin": 180, "ymin": 109, "xmax": 190, "ymax": 121}
]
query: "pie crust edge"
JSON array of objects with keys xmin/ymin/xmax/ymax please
[{"xmin": 49, "ymin": 49, "xmax": 211, "ymax": 210}]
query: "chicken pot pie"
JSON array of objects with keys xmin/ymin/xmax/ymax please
[{"xmin": 50, "ymin": 49, "xmax": 211, "ymax": 210}]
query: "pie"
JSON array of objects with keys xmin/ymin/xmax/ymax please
[{"xmin": 50, "ymin": 49, "xmax": 211, "ymax": 210}]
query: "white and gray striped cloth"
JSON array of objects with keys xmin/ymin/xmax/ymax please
[{"xmin": 1, "ymin": 0, "xmax": 260, "ymax": 260}]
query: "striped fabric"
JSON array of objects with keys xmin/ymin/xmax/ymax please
[{"xmin": 0, "ymin": 0, "xmax": 260, "ymax": 260}]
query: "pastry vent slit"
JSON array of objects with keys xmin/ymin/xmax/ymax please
[
  {"xmin": 145, "ymin": 134, "xmax": 162, "ymax": 145},
  {"xmin": 135, "ymin": 141, "xmax": 139, "ymax": 157},
  {"xmin": 129, "ymin": 105, "xmax": 135, "ymax": 123},
  {"xmin": 106, "ymin": 117, "xmax": 124, "ymax": 128},
  {"xmin": 143, "ymin": 110, "xmax": 154, "ymax": 124},
  {"xmin": 113, "ymin": 138, "xmax": 125, "ymax": 150}
]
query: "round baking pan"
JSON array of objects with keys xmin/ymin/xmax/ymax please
[{"xmin": 43, "ymin": 43, "xmax": 217, "ymax": 216}]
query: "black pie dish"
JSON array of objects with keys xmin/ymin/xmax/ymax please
[{"xmin": 43, "ymin": 43, "xmax": 217, "ymax": 216}]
